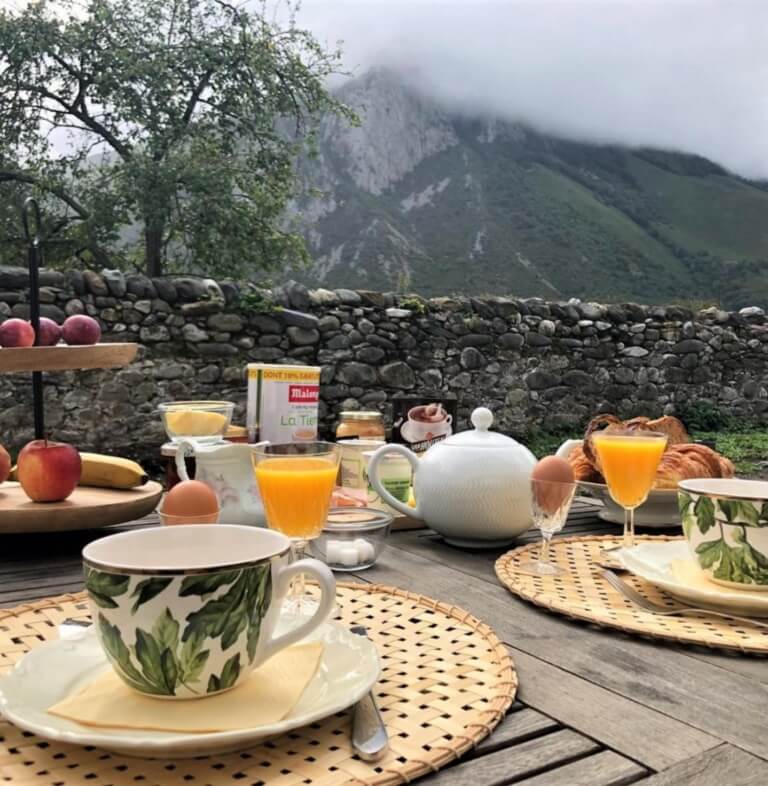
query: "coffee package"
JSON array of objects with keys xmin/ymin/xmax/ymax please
[{"xmin": 391, "ymin": 394, "xmax": 458, "ymax": 454}]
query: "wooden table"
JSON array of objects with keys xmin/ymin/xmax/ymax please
[{"xmin": 1, "ymin": 500, "xmax": 766, "ymax": 786}]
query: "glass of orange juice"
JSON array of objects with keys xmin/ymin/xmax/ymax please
[
  {"xmin": 253, "ymin": 442, "xmax": 340, "ymax": 614},
  {"xmin": 591, "ymin": 430, "xmax": 667, "ymax": 550}
]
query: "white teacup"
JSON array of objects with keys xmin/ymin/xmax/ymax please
[
  {"xmin": 403, "ymin": 405, "xmax": 453, "ymax": 442},
  {"xmin": 82, "ymin": 525, "xmax": 335, "ymax": 699}
]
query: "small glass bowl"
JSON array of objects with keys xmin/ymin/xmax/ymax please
[
  {"xmin": 158, "ymin": 401, "xmax": 234, "ymax": 445},
  {"xmin": 158, "ymin": 509, "xmax": 220, "ymax": 526},
  {"xmin": 311, "ymin": 507, "xmax": 392, "ymax": 571}
]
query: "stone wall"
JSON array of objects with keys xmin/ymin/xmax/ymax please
[{"xmin": 1, "ymin": 266, "xmax": 767, "ymax": 466}]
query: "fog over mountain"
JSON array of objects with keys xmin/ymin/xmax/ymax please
[{"xmin": 296, "ymin": 0, "xmax": 768, "ymax": 180}]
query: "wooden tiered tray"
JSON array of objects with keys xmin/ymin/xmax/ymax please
[
  {"xmin": 0, "ymin": 481, "xmax": 162, "ymax": 534},
  {"xmin": 0, "ymin": 343, "xmax": 138, "ymax": 373}
]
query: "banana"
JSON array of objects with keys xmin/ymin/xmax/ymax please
[{"xmin": 79, "ymin": 453, "xmax": 148, "ymax": 489}]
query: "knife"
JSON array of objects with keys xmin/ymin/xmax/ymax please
[{"xmin": 350, "ymin": 624, "xmax": 389, "ymax": 761}]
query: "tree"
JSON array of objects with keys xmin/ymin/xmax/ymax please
[{"xmin": 0, "ymin": 0, "xmax": 352, "ymax": 277}]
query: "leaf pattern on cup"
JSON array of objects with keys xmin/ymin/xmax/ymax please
[
  {"xmin": 92, "ymin": 563, "xmax": 272, "ymax": 696},
  {"xmin": 688, "ymin": 494, "xmax": 768, "ymax": 585},
  {"xmin": 85, "ymin": 569, "xmax": 130, "ymax": 609},
  {"xmin": 130, "ymin": 577, "xmax": 173, "ymax": 613}
]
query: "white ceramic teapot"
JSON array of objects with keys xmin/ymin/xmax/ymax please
[
  {"xmin": 175, "ymin": 440, "xmax": 266, "ymax": 527},
  {"xmin": 367, "ymin": 407, "xmax": 536, "ymax": 547}
]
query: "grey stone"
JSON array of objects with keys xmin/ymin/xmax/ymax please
[
  {"xmin": 356, "ymin": 346, "xmax": 386, "ymax": 364},
  {"xmin": 102, "ymin": 269, "xmax": 127, "ymax": 297},
  {"xmin": 251, "ymin": 315, "xmax": 281, "ymax": 333},
  {"xmin": 12, "ymin": 303, "xmax": 66, "ymax": 322},
  {"xmin": 379, "ymin": 361, "xmax": 415, "ymax": 389},
  {"xmin": 140, "ymin": 325, "xmax": 170, "ymax": 342},
  {"xmin": 460, "ymin": 347, "xmax": 485, "ymax": 370},
  {"xmin": 335, "ymin": 289, "xmax": 362, "ymax": 306},
  {"xmin": 207, "ymin": 313, "xmax": 243, "ymax": 332},
  {"xmin": 180, "ymin": 300, "xmax": 222, "ymax": 316},
  {"xmin": 563, "ymin": 370, "xmax": 594, "ymax": 388},
  {"xmin": 337, "ymin": 362, "xmax": 377, "ymax": 386},
  {"xmin": 385, "ymin": 308, "xmax": 412, "ymax": 319},
  {"xmin": 287, "ymin": 326, "xmax": 320, "ymax": 346},
  {"xmin": 196, "ymin": 342, "xmax": 239, "ymax": 357},
  {"xmin": 65, "ymin": 299, "xmax": 85, "ymax": 316},
  {"xmin": 0, "ymin": 302, "xmax": 10, "ymax": 318},
  {"xmin": 0, "ymin": 291, "xmax": 23, "ymax": 305},
  {"xmin": 153, "ymin": 278, "xmax": 177, "ymax": 302},
  {"xmin": 526, "ymin": 333, "xmax": 552, "ymax": 348},
  {"xmin": 500, "ymin": 333, "xmax": 524, "ymax": 350},
  {"xmin": 283, "ymin": 280, "xmax": 310, "ymax": 311},
  {"xmin": 326, "ymin": 334, "xmax": 350, "ymax": 350},
  {"xmin": 672, "ymin": 339, "xmax": 706, "ymax": 354},
  {"xmin": 525, "ymin": 370, "xmax": 560, "ymax": 390},
  {"xmin": 123, "ymin": 274, "xmax": 155, "ymax": 299},
  {"xmin": 578, "ymin": 302, "xmax": 606, "ymax": 320},
  {"xmin": 83, "ymin": 270, "xmax": 108, "ymax": 296},
  {"xmin": 358, "ymin": 318, "xmax": 376, "ymax": 335},
  {"xmin": 740, "ymin": 306, "xmax": 765, "ymax": 319},
  {"xmin": 182, "ymin": 323, "xmax": 208, "ymax": 343},
  {"xmin": 154, "ymin": 363, "xmax": 188, "ymax": 380},
  {"xmin": 278, "ymin": 309, "xmax": 319, "ymax": 330},
  {"xmin": 248, "ymin": 347, "xmax": 283, "ymax": 361},
  {"xmin": 173, "ymin": 277, "xmax": 208, "ymax": 301},
  {"xmin": 318, "ymin": 315, "xmax": 340, "ymax": 332},
  {"xmin": 309, "ymin": 288, "xmax": 340, "ymax": 306},
  {"xmin": 539, "ymin": 320, "xmax": 556, "ymax": 337},
  {"xmin": 134, "ymin": 300, "xmax": 153, "ymax": 315},
  {"xmin": 622, "ymin": 346, "xmax": 649, "ymax": 358},
  {"xmin": 458, "ymin": 333, "xmax": 493, "ymax": 348},
  {"xmin": 0, "ymin": 266, "xmax": 30, "ymax": 288}
]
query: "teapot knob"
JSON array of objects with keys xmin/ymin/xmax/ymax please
[{"xmin": 471, "ymin": 407, "xmax": 494, "ymax": 431}]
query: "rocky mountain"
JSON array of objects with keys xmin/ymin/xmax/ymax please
[{"xmin": 291, "ymin": 67, "xmax": 768, "ymax": 309}]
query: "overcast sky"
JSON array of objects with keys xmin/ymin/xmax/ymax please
[{"xmin": 295, "ymin": 0, "xmax": 768, "ymax": 179}]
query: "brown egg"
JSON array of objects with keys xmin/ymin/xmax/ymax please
[
  {"xmin": 531, "ymin": 456, "xmax": 575, "ymax": 515},
  {"xmin": 160, "ymin": 480, "xmax": 219, "ymax": 525}
]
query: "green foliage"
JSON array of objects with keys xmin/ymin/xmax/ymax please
[
  {"xmin": 695, "ymin": 428, "xmax": 768, "ymax": 477},
  {"xmin": 130, "ymin": 577, "xmax": 173, "ymax": 613},
  {"xmin": 678, "ymin": 401, "xmax": 733, "ymax": 432},
  {"xmin": 85, "ymin": 568, "xmax": 130, "ymax": 609},
  {"xmin": 0, "ymin": 0, "xmax": 353, "ymax": 275},
  {"xmin": 399, "ymin": 296, "xmax": 427, "ymax": 315},
  {"xmin": 239, "ymin": 289, "xmax": 281, "ymax": 315}
]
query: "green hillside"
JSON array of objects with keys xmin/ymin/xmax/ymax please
[{"xmin": 296, "ymin": 78, "xmax": 768, "ymax": 308}]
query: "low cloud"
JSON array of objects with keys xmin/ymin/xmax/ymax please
[{"xmin": 297, "ymin": 0, "xmax": 768, "ymax": 179}]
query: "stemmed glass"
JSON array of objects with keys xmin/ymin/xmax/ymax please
[
  {"xmin": 253, "ymin": 442, "xmax": 340, "ymax": 615},
  {"xmin": 591, "ymin": 431, "xmax": 667, "ymax": 551},
  {"xmin": 517, "ymin": 478, "xmax": 577, "ymax": 576}
]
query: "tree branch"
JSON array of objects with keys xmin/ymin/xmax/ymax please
[{"xmin": 0, "ymin": 170, "xmax": 91, "ymax": 220}]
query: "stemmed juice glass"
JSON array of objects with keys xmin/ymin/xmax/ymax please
[
  {"xmin": 591, "ymin": 431, "xmax": 667, "ymax": 550},
  {"xmin": 253, "ymin": 442, "xmax": 340, "ymax": 615},
  {"xmin": 518, "ymin": 478, "xmax": 577, "ymax": 576}
]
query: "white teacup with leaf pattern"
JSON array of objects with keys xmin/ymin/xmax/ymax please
[
  {"xmin": 678, "ymin": 479, "xmax": 768, "ymax": 590},
  {"xmin": 82, "ymin": 525, "xmax": 335, "ymax": 699}
]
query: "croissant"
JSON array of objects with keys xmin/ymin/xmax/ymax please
[
  {"xmin": 568, "ymin": 414, "xmax": 732, "ymax": 490},
  {"xmin": 568, "ymin": 444, "xmax": 604, "ymax": 483}
]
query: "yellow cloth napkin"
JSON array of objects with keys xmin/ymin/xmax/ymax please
[
  {"xmin": 48, "ymin": 642, "xmax": 323, "ymax": 733},
  {"xmin": 671, "ymin": 559, "xmax": 768, "ymax": 598}
]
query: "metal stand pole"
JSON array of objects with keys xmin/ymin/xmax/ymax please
[{"xmin": 21, "ymin": 197, "xmax": 45, "ymax": 440}]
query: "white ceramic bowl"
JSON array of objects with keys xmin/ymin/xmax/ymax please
[
  {"xmin": 678, "ymin": 478, "xmax": 768, "ymax": 589},
  {"xmin": 579, "ymin": 481, "xmax": 680, "ymax": 529}
]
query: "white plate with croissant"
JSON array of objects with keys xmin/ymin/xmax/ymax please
[{"xmin": 557, "ymin": 415, "xmax": 735, "ymax": 529}]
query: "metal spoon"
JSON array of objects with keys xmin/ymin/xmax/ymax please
[{"xmin": 350, "ymin": 624, "xmax": 389, "ymax": 761}]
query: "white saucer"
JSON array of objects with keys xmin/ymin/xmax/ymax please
[
  {"xmin": 0, "ymin": 620, "xmax": 380, "ymax": 758},
  {"xmin": 619, "ymin": 541, "xmax": 768, "ymax": 618}
]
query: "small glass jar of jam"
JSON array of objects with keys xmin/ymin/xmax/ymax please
[{"xmin": 336, "ymin": 411, "xmax": 386, "ymax": 440}]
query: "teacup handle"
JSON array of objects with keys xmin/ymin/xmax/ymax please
[
  {"xmin": 254, "ymin": 558, "xmax": 336, "ymax": 667},
  {"xmin": 174, "ymin": 440, "xmax": 196, "ymax": 482}
]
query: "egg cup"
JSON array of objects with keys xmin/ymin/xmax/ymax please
[
  {"xmin": 516, "ymin": 478, "xmax": 577, "ymax": 576},
  {"xmin": 158, "ymin": 509, "xmax": 220, "ymax": 526}
]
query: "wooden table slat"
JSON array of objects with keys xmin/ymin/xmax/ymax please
[
  {"xmin": 635, "ymin": 744, "xmax": 768, "ymax": 786},
  {"xmin": 514, "ymin": 750, "xmax": 647, "ymax": 786}
]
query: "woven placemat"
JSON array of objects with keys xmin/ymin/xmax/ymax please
[
  {"xmin": 495, "ymin": 534, "xmax": 768, "ymax": 655},
  {"xmin": 0, "ymin": 583, "xmax": 516, "ymax": 786}
]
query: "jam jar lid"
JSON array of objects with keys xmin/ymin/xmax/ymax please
[
  {"xmin": 323, "ymin": 507, "xmax": 393, "ymax": 532},
  {"xmin": 338, "ymin": 411, "xmax": 384, "ymax": 421}
]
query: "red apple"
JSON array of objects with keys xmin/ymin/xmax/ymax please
[
  {"xmin": 0, "ymin": 445, "xmax": 10, "ymax": 485},
  {"xmin": 37, "ymin": 317, "xmax": 62, "ymax": 346},
  {"xmin": 17, "ymin": 439, "xmax": 81, "ymax": 502},
  {"xmin": 0, "ymin": 318, "xmax": 35, "ymax": 348},
  {"xmin": 62, "ymin": 315, "xmax": 101, "ymax": 345}
]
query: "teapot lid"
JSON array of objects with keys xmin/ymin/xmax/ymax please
[{"xmin": 441, "ymin": 408, "xmax": 518, "ymax": 448}]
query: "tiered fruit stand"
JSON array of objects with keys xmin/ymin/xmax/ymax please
[{"xmin": 0, "ymin": 198, "xmax": 162, "ymax": 533}]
